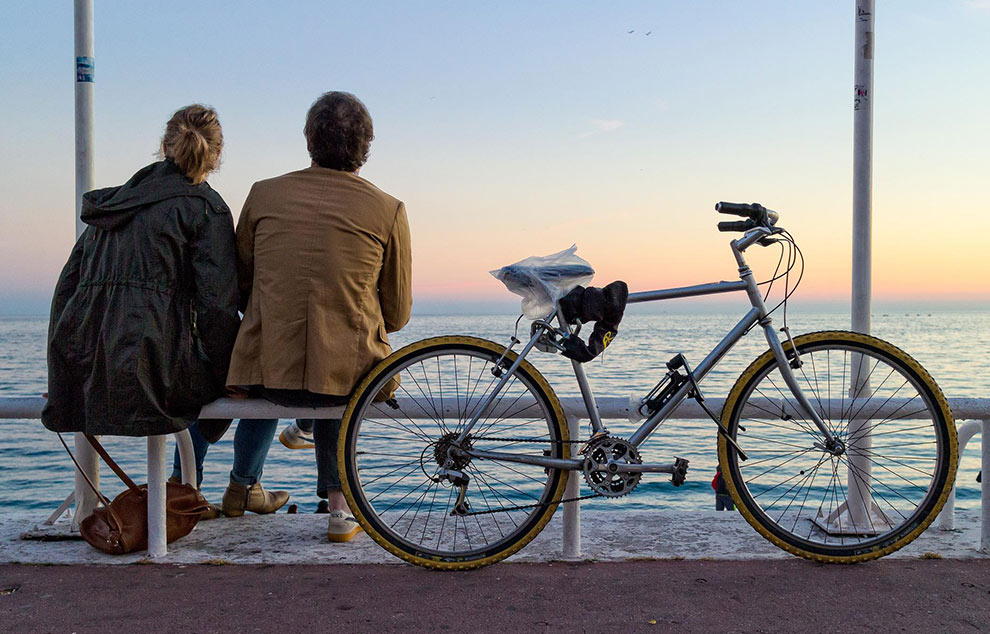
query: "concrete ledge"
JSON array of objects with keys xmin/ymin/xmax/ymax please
[{"xmin": 2, "ymin": 510, "xmax": 985, "ymax": 565}]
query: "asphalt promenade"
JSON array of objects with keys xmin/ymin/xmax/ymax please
[
  {"xmin": 2, "ymin": 510, "xmax": 988, "ymax": 632},
  {"xmin": 2, "ymin": 559, "xmax": 990, "ymax": 633}
]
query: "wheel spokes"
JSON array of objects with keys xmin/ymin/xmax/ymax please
[
  {"xmin": 351, "ymin": 347, "xmax": 561, "ymax": 557},
  {"xmin": 731, "ymin": 342, "xmax": 943, "ymax": 549}
]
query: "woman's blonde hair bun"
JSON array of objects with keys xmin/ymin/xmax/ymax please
[{"xmin": 161, "ymin": 104, "xmax": 223, "ymax": 184}]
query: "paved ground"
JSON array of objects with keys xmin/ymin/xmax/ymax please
[
  {"xmin": 2, "ymin": 559, "xmax": 989, "ymax": 634},
  {"xmin": 2, "ymin": 509, "xmax": 986, "ymax": 632}
]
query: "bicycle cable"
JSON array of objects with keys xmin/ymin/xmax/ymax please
[
  {"xmin": 744, "ymin": 229, "xmax": 804, "ymax": 333},
  {"xmin": 765, "ymin": 230, "xmax": 805, "ymax": 329},
  {"xmin": 458, "ymin": 491, "xmax": 604, "ymax": 516},
  {"xmin": 758, "ymin": 239, "xmax": 789, "ymax": 296}
]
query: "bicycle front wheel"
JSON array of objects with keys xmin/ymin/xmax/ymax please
[
  {"xmin": 718, "ymin": 331, "xmax": 957, "ymax": 563},
  {"xmin": 339, "ymin": 336, "xmax": 569, "ymax": 570}
]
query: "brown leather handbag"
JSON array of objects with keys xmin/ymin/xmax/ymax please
[{"xmin": 61, "ymin": 434, "xmax": 211, "ymax": 555}]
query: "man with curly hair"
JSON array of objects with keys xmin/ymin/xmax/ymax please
[{"xmin": 224, "ymin": 92, "xmax": 412, "ymax": 540}]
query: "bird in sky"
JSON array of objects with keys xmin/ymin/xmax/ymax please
[
  {"xmin": 627, "ymin": 30, "xmax": 634, "ymax": 34},
  {"xmin": 646, "ymin": 31, "xmax": 652, "ymax": 36}
]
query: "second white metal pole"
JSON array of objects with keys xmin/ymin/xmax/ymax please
[
  {"xmin": 71, "ymin": 0, "xmax": 99, "ymax": 530},
  {"xmin": 562, "ymin": 417, "xmax": 581, "ymax": 559},
  {"xmin": 981, "ymin": 420, "xmax": 989, "ymax": 553}
]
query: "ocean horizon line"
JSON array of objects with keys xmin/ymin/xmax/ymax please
[{"xmin": 3, "ymin": 299, "xmax": 990, "ymax": 319}]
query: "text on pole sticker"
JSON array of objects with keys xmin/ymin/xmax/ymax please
[{"xmin": 76, "ymin": 56, "xmax": 94, "ymax": 83}]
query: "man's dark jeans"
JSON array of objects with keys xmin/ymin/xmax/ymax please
[{"xmin": 261, "ymin": 388, "xmax": 348, "ymax": 498}]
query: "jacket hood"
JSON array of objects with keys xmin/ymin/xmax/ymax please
[{"xmin": 81, "ymin": 160, "xmax": 224, "ymax": 230}]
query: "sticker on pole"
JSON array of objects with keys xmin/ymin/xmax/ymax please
[{"xmin": 76, "ymin": 56, "xmax": 94, "ymax": 83}]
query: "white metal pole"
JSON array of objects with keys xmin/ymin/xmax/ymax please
[
  {"xmin": 147, "ymin": 435, "xmax": 168, "ymax": 558},
  {"xmin": 852, "ymin": 0, "xmax": 874, "ymax": 335},
  {"xmin": 176, "ymin": 429, "xmax": 197, "ymax": 486},
  {"xmin": 562, "ymin": 417, "xmax": 581, "ymax": 559},
  {"xmin": 71, "ymin": 0, "xmax": 99, "ymax": 531},
  {"xmin": 937, "ymin": 420, "xmax": 981, "ymax": 531}
]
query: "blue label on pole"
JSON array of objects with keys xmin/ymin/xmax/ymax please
[{"xmin": 76, "ymin": 56, "xmax": 94, "ymax": 83}]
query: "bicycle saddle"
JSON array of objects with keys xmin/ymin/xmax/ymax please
[
  {"xmin": 496, "ymin": 263, "xmax": 596, "ymax": 292},
  {"xmin": 491, "ymin": 245, "xmax": 596, "ymax": 318}
]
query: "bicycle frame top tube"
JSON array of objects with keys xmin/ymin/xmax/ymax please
[
  {"xmin": 610, "ymin": 227, "xmax": 836, "ymax": 446},
  {"xmin": 456, "ymin": 225, "xmax": 837, "ymax": 450}
]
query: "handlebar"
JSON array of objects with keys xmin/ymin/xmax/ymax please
[
  {"xmin": 717, "ymin": 220, "xmax": 754, "ymax": 232},
  {"xmin": 715, "ymin": 201, "xmax": 779, "ymax": 231},
  {"xmin": 715, "ymin": 201, "xmax": 763, "ymax": 217}
]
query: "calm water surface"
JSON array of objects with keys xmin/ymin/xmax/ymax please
[{"xmin": 1, "ymin": 310, "xmax": 986, "ymax": 515}]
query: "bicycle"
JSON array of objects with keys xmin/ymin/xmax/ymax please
[{"xmin": 337, "ymin": 202, "xmax": 958, "ymax": 570}]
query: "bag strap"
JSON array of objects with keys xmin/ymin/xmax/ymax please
[
  {"xmin": 83, "ymin": 434, "xmax": 142, "ymax": 494},
  {"xmin": 57, "ymin": 434, "xmax": 146, "ymax": 538},
  {"xmin": 56, "ymin": 433, "xmax": 113, "ymax": 507}
]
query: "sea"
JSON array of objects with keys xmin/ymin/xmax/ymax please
[{"xmin": 1, "ymin": 309, "xmax": 987, "ymax": 516}]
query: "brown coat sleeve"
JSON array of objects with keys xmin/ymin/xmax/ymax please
[
  {"xmin": 379, "ymin": 201, "xmax": 412, "ymax": 333},
  {"xmin": 235, "ymin": 186, "xmax": 257, "ymax": 313}
]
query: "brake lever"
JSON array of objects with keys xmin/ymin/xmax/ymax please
[{"xmin": 757, "ymin": 227, "xmax": 785, "ymax": 247}]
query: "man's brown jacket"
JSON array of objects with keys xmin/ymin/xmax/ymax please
[{"xmin": 226, "ymin": 165, "xmax": 411, "ymax": 396}]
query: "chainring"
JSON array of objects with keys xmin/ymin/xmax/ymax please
[{"xmin": 582, "ymin": 436, "xmax": 642, "ymax": 498}]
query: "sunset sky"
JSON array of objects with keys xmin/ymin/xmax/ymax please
[{"xmin": 2, "ymin": 1, "xmax": 988, "ymax": 315}]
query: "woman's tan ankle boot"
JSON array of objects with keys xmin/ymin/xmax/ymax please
[{"xmin": 221, "ymin": 478, "xmax": 290, "ymax": 517}]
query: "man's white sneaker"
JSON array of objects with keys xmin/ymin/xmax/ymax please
[
  {"xmin": 279, "ymin": 421, "xmax": 315, "ymax": 450},
  {"xmin": 326, "ymin": 510, "xmax": 363, "ymax": 543}
]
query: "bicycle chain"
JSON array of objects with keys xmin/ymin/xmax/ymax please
[
  {"xmin": 470, "ymin": 436, "xmax": 585, "ymax": 444},
  {"xmin": 458, "ymin": 435, "xmax": 602, "ymax": 516},
  {"xmin": 458, "ymin": 492, "xmax": 603, "ymax": 516}
]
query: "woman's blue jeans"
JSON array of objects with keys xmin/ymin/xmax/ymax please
[
  {"xmin": 170, "ymin": 418, "xmax": 341, "ymax": 495},
  {"xmin": 170, "ymin": 419, "xmax": 278, "ymax": 487}
]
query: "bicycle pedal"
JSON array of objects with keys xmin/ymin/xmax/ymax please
[{"xmin": 671, "ymin": 457, "xmax": 689, "ymax": 486}]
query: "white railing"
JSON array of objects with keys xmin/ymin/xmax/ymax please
[{"xmin": 0, "ymin": 396, "xmax": 987, "ymax": 558}]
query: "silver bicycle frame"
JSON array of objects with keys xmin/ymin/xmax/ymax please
[{"xmin": 459, "ymin": 226, "xmax": 836, "ymax": 470}]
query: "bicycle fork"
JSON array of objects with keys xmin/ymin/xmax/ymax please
[{"xmin": 738, "ymin": 251, "xmax": 844, "ymax": 455}]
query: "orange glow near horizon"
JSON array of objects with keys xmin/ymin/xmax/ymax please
[{"xmin": 3, "ymin": 4, "xmax": 989, "ymax": 314}]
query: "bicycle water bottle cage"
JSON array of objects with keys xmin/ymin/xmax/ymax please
[
  {"xmin": 640, "ymin": 364, "xmax": 690, "ymax": 417},
  {"xmin": 558, "ymin": 281, "xmax": 629, "ymax": 363}
]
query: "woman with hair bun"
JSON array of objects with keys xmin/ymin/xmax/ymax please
[{"xmin": 42, "ymin": 105, "xmax": 286, "ymax": 514}]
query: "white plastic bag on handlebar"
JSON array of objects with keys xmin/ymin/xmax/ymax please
[{"xmin": 490, "ymin": 245, "xmax": 595, "ymax": 318}]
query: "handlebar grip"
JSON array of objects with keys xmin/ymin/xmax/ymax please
[
  {"xmin": 715, "ymin": 201, "xmax": 760, "ymax": 217},
  {"xmin": 718, "ymin": 220, "xmax": 753, "ymax": 232}
]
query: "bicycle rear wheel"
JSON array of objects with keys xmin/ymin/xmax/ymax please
[
  {"xmin": 339, "ymin": 336, "xmax": 569, "ymax": 570},
  {"xmin": 718, "ymin": 331, "xmax": 956, "ymax": 562}
]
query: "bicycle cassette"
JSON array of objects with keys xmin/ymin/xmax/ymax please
[{"xmin": 582, "ymin": 436, "xmax": 642, "ymax": 498}]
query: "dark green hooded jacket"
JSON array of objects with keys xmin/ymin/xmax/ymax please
[{"xmin": 42, "ymin": 160, "xmax": 239, "ymax": 436}]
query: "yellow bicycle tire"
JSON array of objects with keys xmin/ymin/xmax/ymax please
[
  {"xmin": 718, "ymin": 330, "xmax": 957, "ymax": 563},
  {"xmin": 338, "ymin": 336, "xmax": 570, "ymax": 570}
]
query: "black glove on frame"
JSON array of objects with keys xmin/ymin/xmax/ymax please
[{"xmin": 558, "ymin": 281, "xmax": 629, "ymax": 362}]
